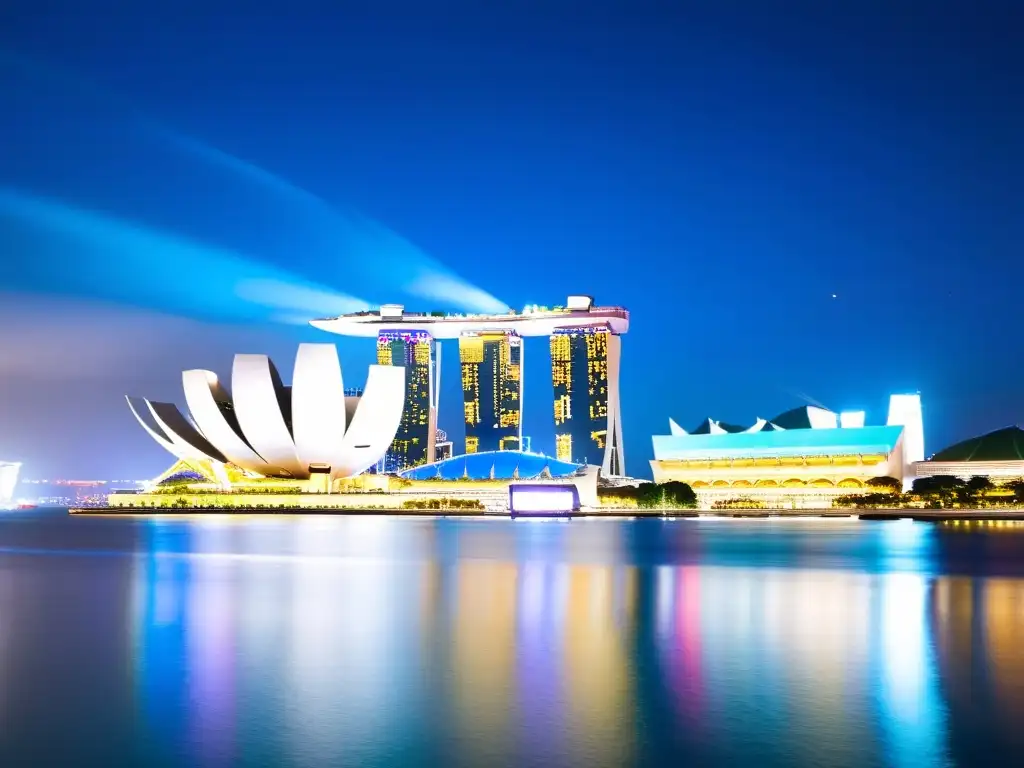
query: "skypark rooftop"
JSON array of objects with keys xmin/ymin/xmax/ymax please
[{"xmin": 310, "ymin": 295, "xmax": 629, "ymax": 338}]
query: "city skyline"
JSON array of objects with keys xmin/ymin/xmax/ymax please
[
  {"xmin": 1, "ymin": 5, "xmax": 1023, "ymax": 766},
  {"xmin": 1, "ymin": 2, "xmax": 1021, "ymax": 479}
]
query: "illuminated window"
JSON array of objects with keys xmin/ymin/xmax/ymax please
[
  {"xmin": 555, "ymin": 434, "xmax": 573, "ymax": 462},
  {"xmin": 550, "ymin": 325, "xmax": 614, "ymax": 466},
  {"xmin": 460, "ymin": 332, "xmax": 522, "ymax": 453}
]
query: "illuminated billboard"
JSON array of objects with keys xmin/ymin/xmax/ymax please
[{"xmin": 508, "ymin": 483, "xmax": 580, "ymax": 518}]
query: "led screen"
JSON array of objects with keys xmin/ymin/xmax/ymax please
[{"xmin": 509, "ymin": 484, "xmax": 579, "ymax": 516}]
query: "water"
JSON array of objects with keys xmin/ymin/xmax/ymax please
[{"xmin": 1, "ymin": 510, "xmax": 1023, "ymax": 767}]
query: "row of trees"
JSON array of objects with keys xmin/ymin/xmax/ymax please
[
  {"xmin": 154, "ymin": 484, "xmax": 303, "ymax": 495},
  {"xmin": 400, "ymin": 498, "xmax": 485, "ymax": 511},
  {"xmin": 912, "ymin": 475, "xmax": 1024, "ymax": 508},
  {"xmin": 164, "ymin": 498, "xmax": 307, "ymax": 508},
  {"xmin": 123, "ymin": 499, "xmax": 399, "ymax": 511},
  {"xmin": 600, "ymin": 481, "xmax": 698, "ymax": 509},
  {"xmin": 834, "ymin": 476, "xmax": 1024, "ymax": 509},
  {"xmin": 711, "ymin": 497, "xmax": 767, "ymax": 510}
]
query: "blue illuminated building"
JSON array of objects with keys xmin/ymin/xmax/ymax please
[
  {"xmin": 652, "ymin": 425, "xmax": 905, "ymax": 461},
  {"xmin": 399, "ymin": 450, "xmax": 582, "ymax": 481}
]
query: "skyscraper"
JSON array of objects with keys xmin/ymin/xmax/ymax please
[
  {"xmin": 550, "ymin": 324, "xmax": 624, "ymax": 474},
  {"xmin": 377, "ymin": 330, "xmax": 437, "ymax": 472},
  {"xmin": 459, "ymin": 331, "xmax": 523, "ymax": 454},
  {"xmin": 312, "ymin": 295, "xmax": 630, "ymax": 474}
]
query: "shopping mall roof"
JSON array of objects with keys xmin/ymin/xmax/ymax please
[
  {"xmin": 928, "ymin": 426, "xmax": 1024, "ymax": 463},
  {"xmin": 652, "ymin": 425, "xmax": 904, "ymax": 462},
  {"xmin": 399, "ymin": 451, "xmax": 583, "ymax": 481}
]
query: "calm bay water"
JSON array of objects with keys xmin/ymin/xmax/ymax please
[{"xmin": 1, "ymin": 511, "xmax": 1023, "ymax": 767}]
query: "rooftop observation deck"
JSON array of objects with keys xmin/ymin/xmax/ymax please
[{"xmin": 310, "ymin": 295, "xmax": 629, "ymax": 339}]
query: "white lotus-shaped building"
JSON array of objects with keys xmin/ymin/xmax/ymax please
[{"xmin": 127, "ymin": 343, "xmax": 405, "ymax": 480}]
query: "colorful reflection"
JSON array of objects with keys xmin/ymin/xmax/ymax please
[
  {"xmin": 875, "ymin": 572, "xmax": 947, "ymax": 768},
  {"xmin": 932, "ymin": 574, "xmax": 1024, "ymax": 759},
  {"xmin": 97, "ymin": 518, "xmax": 1024, "ymax": 765}
]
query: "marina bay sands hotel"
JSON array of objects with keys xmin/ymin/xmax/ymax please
[{"xmin": 311, "ymin": 295, "xmax": 628, "ymax": 476}]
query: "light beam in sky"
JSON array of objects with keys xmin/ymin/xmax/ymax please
[
  {"xmin": 1, "ymin": 48, "xmax": 509, "ymax": 315},
  {"xmin": 157, "ymin": 131, "xmax": 509, "ymax": 314},
  {"xmin": 0, "ymin": 186, "xmax": 368, "ymax": 324}
]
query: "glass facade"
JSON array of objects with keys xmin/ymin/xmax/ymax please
[
  {"xmin": 550, "ymin": 325, "xmax": 615, "ymax": 468},
  {"xmin": 459, "ymin": 332, "xmax": 522, "ymax": 454},
  {"xmin": 377, "ymin": 330, "xmax": 435, "ymax": 472}
]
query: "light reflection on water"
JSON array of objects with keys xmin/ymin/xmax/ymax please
[{"xmin": 1, "ymin": 512, "xmax": 1024, "ymax": 766}]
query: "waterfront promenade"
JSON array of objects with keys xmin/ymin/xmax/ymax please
[{"xmin": 69, "ymin": 506, "xmax": 1024, "ymax": 521}]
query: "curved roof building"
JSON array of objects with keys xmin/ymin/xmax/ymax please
[
  {"xmin": 399, "ymin": 450, "xmax": 582, "ymax": 481},
  {"xmin": 914, "ymin": 425, "xmax": 1024, "ymax": 483},
  {"xmin": 929, "ymin": 426, "xmax": 1024, "ymax": 462},
  {"xmin": 127, "ymin": 344, "xmax": 406, "ymax": 481}
]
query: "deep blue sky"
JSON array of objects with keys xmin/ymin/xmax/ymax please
[{"xmin": 1, "ymin": 1, "xmax": 1021, "ymax": 479}]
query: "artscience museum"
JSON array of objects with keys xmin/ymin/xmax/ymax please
[{"xmin": 127, "ymin": 343, "xmax": 406, "ymax": 487}]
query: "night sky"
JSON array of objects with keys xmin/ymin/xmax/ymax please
[{"xmin": 1, "ymin": 1, "xmax": 1021, "ymax": 480}]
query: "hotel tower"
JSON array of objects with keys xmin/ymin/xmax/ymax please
[
  {"xmin": 312, "ymin": 296, "xmax": 629, "ymax": 476},
  {"xmin": 550, "ymin": 324, "xmax": 624, "ymax": 475},
  {"xmin": 459, "ymin": 331, "xmax": 523, "ymax": 454},
  {"xmin": 376, "ymin": 329, "xmax": 438, "ymax": 472}
]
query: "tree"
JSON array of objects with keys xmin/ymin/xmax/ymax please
[
  {"xmin": 966, "ymin": 476, "xmax": 994, "ymax": 492},
  {"xmin": 952, "ymin": 475, "xmax": 995, "ymax": 508},
  {"xmin": 1010, "ymin": 480, "xmax": 1024, "ymax": 505},
  {"xmin": 834, "ymin": 491, "xmax": 900, "ymax": 509},
  {"xmin": 634, "ymin": 481, "xmax": 697, "ymax": 509},
  {"xmin": 635, "ymin": 483, "xmax": 663, "ymax": 509},
  {"xmin": 912, "ymin": 475, "xmax": 964, "ymax": 508},
  {"xmin": 912, "ymin": 475, "xmax": 964, "ymax": 495},
  {"xmin": 661, "ymin": 481, "xmax": 697, "ymax": 508},
  {"xmin": 599, "ymin": 484, "xmax": 640, "ymax": 502},
  {"xmin": 867, "ymin": 476, "xmax": 902, "ymax": 491}
]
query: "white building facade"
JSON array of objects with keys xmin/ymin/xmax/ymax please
[{"xmin": 127, "ymin": 344, "xmax": 405, "ymax": 484}]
